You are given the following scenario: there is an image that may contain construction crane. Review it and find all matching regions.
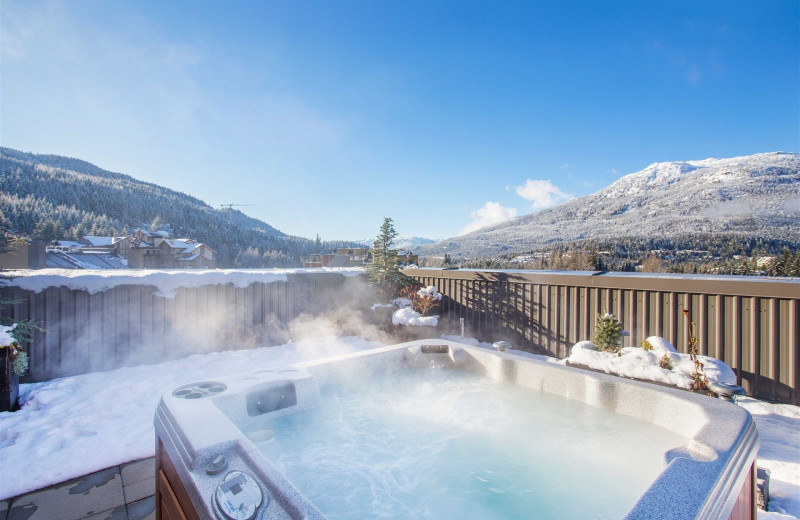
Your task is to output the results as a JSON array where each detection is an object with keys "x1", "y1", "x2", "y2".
[{"x1": 220, "y1": 204, "x2": 255, "y2": 210}]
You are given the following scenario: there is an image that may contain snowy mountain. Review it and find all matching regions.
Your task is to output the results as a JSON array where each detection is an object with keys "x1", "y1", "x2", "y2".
[
  {"x1": 356, "y1": 236, "x2": 437, "y2": 251},
  {"x1": 417, "y1": 152, "x2": 800, "y2": 258},
  {"x1": 0, "y1": 148, "x2": 360, "y2": 266}
]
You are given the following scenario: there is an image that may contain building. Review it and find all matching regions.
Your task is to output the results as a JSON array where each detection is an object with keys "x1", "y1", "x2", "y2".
[
  {"x1": 304, "y1": 248, "x2": 370, "y2": 268},
  {"x1": 39, "y1": 229, "x2": 216, "y2": 270},
  {"x1": 0, "y1": 232, "x2": 46, "y2": 269},
  {"x1": 302, "y1": 248, "x2": 418, "y2": 268},
  {"x1": 158, "y1": 239, "x2": 215, "y2": 268}
]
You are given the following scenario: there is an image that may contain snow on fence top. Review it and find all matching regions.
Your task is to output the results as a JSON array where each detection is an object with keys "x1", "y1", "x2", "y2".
[{"x1": 0, "y1": 268, "x2": 365, "y2": 298}]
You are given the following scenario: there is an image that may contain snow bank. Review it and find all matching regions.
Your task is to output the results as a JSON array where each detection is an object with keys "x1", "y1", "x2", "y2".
[
  {"x1": 737, "y1": 398, "x2": 800, "y2": 519},
  {"x1": 567, "y1": 338, "x2": 737, "y2": 390},
  {"x1": 0, "y1": 335, "x2": 380, "y2": 500},
  {"x1": 392, "y1": 307, "x2": 439, "y2": 327},
  {"x1": 0, "y1": 325, "x2": 14, "y2": 346},
  {"x1": 0, "y1": 268, "x2": 365, "y2": 298}
]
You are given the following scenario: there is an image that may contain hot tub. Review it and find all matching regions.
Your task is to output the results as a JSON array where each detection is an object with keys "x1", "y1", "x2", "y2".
[{"x1": 154, "y1": 340, "x2": 758, "y2": 520}]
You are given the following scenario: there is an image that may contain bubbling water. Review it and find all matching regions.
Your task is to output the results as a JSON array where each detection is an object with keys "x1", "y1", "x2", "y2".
[{"x1": 246, "y1": 370, "x2": 687, "y2": 520}]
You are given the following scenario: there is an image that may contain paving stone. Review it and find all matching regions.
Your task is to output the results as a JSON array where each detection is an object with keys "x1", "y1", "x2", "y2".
[
  {"x1": 0, "y1": 500, "x2": 8, "y2": 520},
  {"x1": 122, "y1": 477, "x2": 154, "y2": 505},
  {"x1": 7, "y1": 467, "x2": 125, "y2": 520},
  {"x1": 82, "y1": 505, "x2": 127, "y2": 520},
  {"x1": 119, "y1": 459, "x2": 155, "y2": 488},
  {"x1": 126, "y1": 497, "x2": 155, "y2": 520}
]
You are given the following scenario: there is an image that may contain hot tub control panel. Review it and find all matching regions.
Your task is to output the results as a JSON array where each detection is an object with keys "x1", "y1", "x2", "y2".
[{"x1": 213, "y1": 470, "x2": 266, "y2": 520}]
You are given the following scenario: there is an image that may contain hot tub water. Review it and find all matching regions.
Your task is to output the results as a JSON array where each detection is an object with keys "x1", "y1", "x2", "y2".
[{"x1": 244, "y1": 369, "x2": 688, "y2": 520}]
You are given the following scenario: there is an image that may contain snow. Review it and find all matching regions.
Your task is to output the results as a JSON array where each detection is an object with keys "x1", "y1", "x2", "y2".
[
  {"x1": 0, "y1": 336, "x2": 380, "y2": 500},
  {"x1": 370, "y1": 303, "x2": 394, "y2": 310},
  {"x1": 642, "y1": 335, "x2": 677, "y2": 352},
  {"x1": 391, "y1": 297, "x2": 412, "y2": 308},
  {"x1": 0, "y1": 325, "x2": 14, "y2": 346},
  {"x1": 417, "y1": 285, "x2": 442, "y2": 300},
  {"x1": 0, "y1": 336, "x2": 796, "y2": 519},
  {"x1": 373, "y1": 286, "x2": 443, "y2": 327},
  {"x1": 162, "y1": 238, "x2": 197, "y2": 252},
  {"x1": 392, "y1": 306, "x2": 439, "y2": 327},
  {"x1": 738, "y1": 398, "x2": 800, "y2": 519},
  {"x1": 566, "y1": 339, "x2": 738, "y2": 390},
  {"x1": 0, "y1": 268, "x2": 365, "y2": 298},
  {"x1": 83, "y1": 236, "x2": 118, "y2": 247},
  {"x1": 54, "y1": 241, "x2": 84, "y2": 249}
]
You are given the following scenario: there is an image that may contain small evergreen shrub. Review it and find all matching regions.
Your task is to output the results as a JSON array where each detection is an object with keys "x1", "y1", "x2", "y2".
[
  {"x1": 640, "y1": 339, "x2": 653, "y2": 351},
  {"x1": 594, "y1": 312, "x2": 623, "y2": 352}
]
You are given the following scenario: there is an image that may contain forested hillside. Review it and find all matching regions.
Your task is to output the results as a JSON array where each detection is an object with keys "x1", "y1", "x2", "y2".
[{"x1": 0, "y1": 148, "x2": 358, "y2": 267}]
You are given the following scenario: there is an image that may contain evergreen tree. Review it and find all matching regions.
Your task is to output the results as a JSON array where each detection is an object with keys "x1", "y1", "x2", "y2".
[
  {"x1": 594, "y1": 312, "x2": 623, "y2": 352},
  {"x1": 366, "y1": 217, "x2": 411, "y2": 293}
]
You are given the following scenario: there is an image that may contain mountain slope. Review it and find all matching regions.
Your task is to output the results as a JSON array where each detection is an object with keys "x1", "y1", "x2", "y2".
[
  {"x1": 0, "y1": 148, "x2": 358, "y2": 266},
  {"x1": 418, "y1": 152, "x2": 800, "y2": 258}
]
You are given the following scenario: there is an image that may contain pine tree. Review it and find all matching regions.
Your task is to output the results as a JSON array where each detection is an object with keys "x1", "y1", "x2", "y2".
[
  {"x1": 366, "y1": 217, "x2": 411, "y2": 294},
  {"x1": 594, "y1": 312, "x2": 623, "y2": 352}
]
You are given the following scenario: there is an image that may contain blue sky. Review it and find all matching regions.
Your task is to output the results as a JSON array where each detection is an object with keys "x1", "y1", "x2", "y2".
[{"x1": 2, "y1": 1, "x2": 798, "y2": 241}]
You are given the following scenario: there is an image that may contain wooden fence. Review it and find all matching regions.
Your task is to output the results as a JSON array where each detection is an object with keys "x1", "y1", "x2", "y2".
[
  {"x1": 405, "y1": 268, "x2": 800, "y2": 405},
  {"x1": 0, "y1": 272, "x2": 368, "y2": 383},
  {"x1": 3, "y1": 268, "x2": 799, "y2": 404}
]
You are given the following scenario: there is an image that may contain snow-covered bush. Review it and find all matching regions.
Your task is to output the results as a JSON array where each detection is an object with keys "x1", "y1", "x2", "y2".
[
  {"x1": 372, "y1": 285, "x2": 444, "y2": 329},
  {"x1": 392, "y1": 307, "x2": 439, "y2": 327},
  {"x1": 566, "y1": 336, "x2": 736, "y2": 391},
  {"x1": 412, "y1": 285, "x2": 442, "y2": 316}
]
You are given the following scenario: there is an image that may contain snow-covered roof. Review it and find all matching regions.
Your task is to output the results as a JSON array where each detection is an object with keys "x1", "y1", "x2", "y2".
[
  {"x1": 55, "y1": 241, "x2": 84, "y2": 249},
  {"x1": 83, "y1": 236, "x2": 125, "y2": 247},
  {"x1": 45, "y1": 250, "x2": 128, "y2": 270},
  {"x1": 135, "y1": 228, "x2": 170, "y2": 238},
  {"x1": 177, "y1": 253, "x2": 201, "y2": 261},
  {"x1": 161, "y1": 239, "x2": 196, "y2": 252}
]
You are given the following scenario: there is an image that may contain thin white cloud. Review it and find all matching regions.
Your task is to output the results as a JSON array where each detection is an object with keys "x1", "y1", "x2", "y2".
[
  {"x1": 458, "y1": 202, "x2": 517, "y2": 236},
  {"x1": 559, "y1": 164, "x2": 570, "y2": 170},
  {"x1": 515, "y1": 179, "x2": 571, "y2": 209}
]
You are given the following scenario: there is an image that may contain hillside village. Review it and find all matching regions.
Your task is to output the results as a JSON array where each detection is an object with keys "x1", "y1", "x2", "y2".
[
  {"x1": 0, "y1": 228, "x2": 216, "y2": 270},
  {"x1": 0, "y1": 229, "x2": 423, "y2": 271}
]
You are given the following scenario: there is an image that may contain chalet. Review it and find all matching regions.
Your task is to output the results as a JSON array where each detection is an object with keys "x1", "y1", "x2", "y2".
[
  {"x1": 133, "y1": 228, "x2": 170, "y2": 245},
  {"x1": 158, "y1": 239, "x2": 215, "y2": 268},
  {"x1": 303, "y1": 253, "x2": 337, "y2": 268}
]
